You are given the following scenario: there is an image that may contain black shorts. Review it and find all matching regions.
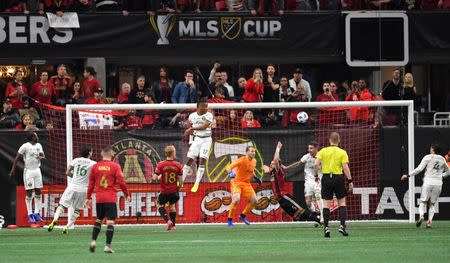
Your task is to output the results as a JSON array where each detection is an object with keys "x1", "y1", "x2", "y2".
[
  {"x1": 158, "y1": 192, "x2": 180, "y2": 206},
  {"x1": 278, "y1": 194, "x2": 302, "y2": 217},
  {"x1": 321, "y1": 174, "x2": 346, "y2": 200},
  {"x1": 96, "y1": 203, "x2": 118, "y2": 220}
]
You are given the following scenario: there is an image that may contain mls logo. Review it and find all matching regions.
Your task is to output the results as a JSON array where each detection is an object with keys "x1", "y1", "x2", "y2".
[
  {"x1": 149, "y1": 14, "x2": 176, "y2": 45},
  {"x1": 221, "y1": 17, "x2": 241, "y2": 40}
]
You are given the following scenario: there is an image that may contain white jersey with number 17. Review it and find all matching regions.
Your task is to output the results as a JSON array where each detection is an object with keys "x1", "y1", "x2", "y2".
[
  {"x1": 189, "y1": 111, "x2": 214, "y2": 137},
  {"x1": 68, "y1": 157, "x2": 97, "y2": 192}
]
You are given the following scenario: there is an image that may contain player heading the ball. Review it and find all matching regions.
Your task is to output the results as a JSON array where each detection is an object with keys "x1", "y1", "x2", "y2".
[{"x1": 183, "y1": 97, "x2": 214, "y2": 193}]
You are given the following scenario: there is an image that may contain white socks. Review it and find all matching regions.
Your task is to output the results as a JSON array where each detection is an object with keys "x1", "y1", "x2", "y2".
[
  {"x1": 34, "y1": 195, "x2": 42, "y2": 215},
  {"x1": 53, "y1": 205, "x2": 64, "y2": 222},
  {"x1": 182, "y1": 165, "x2": 192, "y2": 181},
  {"x1": 195, "y1": 166, "x2": 205, "y2": 185},
  {"x1": 25, "y1": 195, "x2": 33, "y2": 215},
  {"x1": 428, "y1": 204, "x2": 435, "y2": 222},
  {"x1": 419, "y1": 202, "x2": 426, "y2": 219},
  {"x1": 67, "y1": 210, "x2": 80, "y2": 228}
]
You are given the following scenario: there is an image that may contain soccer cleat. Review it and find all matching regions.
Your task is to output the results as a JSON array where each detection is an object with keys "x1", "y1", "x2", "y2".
[
  {"x1": 339, "y1": 225, "x2": 349, "y2": 236},
  {"x1": 61, "y1": 227, "x2": 68, "y2": 234},
  {"x1": 28, "y1": 214, "x2": 36, "y2": 224},
  {"x1": 426, "y1": 221, "x2": 432, "y2": 228},
  {"x1": 89, "y1": 241, "x2": 96, "y2": 253},
  {"x1": 309, "y1": 211, "x2": 321, "y2": 224},
  {"x1": 324, "y1": 227, "x2": 330, "y2": 238},
  {"x1": 104, "y1": 246, "x2": 115, "y2": 253},
  {"x1": 416, "y1": 218, "x2": 423, "y2": 228},
  {"x1": 47, "y1": 220, "x2": 57, "y2": 232},
  {"x1": 167, "y1": 220, "x2": 174, "y2": 231},
  {"x1": 33, "y1": 213, "x2": 43, "y2": 222},
  {"x1": 239, "y1": 214, "x2": 251, "y2": 225},
  {"x1": 191, "y1": 183, "x2": 199, "y2": 193},
  {"x1": 227, "y1": 219, "x2": 234, "y2": 227}
]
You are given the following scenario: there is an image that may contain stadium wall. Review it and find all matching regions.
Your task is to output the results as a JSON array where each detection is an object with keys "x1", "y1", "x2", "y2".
[{"x1": 1, "y1": 127, "x2": 449, "y2": 226}]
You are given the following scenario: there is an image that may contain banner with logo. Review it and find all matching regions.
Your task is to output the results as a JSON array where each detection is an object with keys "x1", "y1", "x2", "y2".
[
  {"x1": 0, "y1": 13, "x2": 340, "y2": 59},
  {"x1": 15, "y1": 183, "x2": 292, "y2": 226}
]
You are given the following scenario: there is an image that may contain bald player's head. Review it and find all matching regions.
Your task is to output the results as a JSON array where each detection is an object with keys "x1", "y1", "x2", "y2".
[{"x1": 329, "y1": 132, "x2": 340, "y2": 145}]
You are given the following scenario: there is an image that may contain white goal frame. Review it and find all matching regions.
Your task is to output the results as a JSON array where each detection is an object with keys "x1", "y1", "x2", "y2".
[{"x1": 66, "y1": 100, "x2": 415, "y2": 222}]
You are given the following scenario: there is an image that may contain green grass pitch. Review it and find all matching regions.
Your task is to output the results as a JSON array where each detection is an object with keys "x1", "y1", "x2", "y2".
[{"x1": 1, "y1": 222, "x2": 450, "y2": 263}]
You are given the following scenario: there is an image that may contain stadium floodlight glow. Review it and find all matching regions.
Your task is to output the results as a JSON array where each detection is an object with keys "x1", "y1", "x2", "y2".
[{"x1": 65, "y1": 100, "x2": 415, "y2": 223}]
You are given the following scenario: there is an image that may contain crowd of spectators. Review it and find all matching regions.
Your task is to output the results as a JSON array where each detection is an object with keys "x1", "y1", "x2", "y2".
[
  {"x1": 0, "y1": 63, "x2": 419, "y2": 130},
  {"x1": 0, "y1": 0, "x2": 449, "y2": 15}
]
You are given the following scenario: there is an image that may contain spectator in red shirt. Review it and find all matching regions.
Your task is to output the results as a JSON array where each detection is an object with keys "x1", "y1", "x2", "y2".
[
  {"x1": 141, "y1": 93, "x2": 160, "y2": 128},
  {"x1": 86, "y1": 145, "x2": 130, "y2": 253},
  {"x1": 243, "y1": 68, "x2": 264, "y2": 103},
  {"x1": 82, "y1": 67, "x2": 100, "y2": 98},
  {"x1": 30, "y1": 71, "x2": 55, "y2": 105},
  {"x1": 117, "y1": 82, "x2": 131, "y2": 104},
  {"x1": 316, "y1": 82, "x2": 339, "y2": 102},
  {"x1": 39, "y1": 0, "x2": 72, "y2": 16},
  {"x1": 84, "y1": 88, "x2": 105, "y2": 104},
  {"x1": 241, "y1": 110, "x2": 261, "y2": 128},
  {"x1": 2, "y1": 0, "x2": 29, "y2": 13},
  {"x1": 5, "y1": 70, "x2": 28, "y2": 110},
  {"x1": 124, "y1": 110, "x2": 143, "y2": 130},
  {"x1": 348, "y1": 79, "x2": 374, "y2": 123},
  {"x1": 49, "y1": 64, "x2": 73, "y2": 106}
]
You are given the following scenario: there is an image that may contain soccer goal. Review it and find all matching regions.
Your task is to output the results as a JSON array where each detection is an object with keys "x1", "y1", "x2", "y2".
[{"x1": 38, "y1": 100, "x2": 415, "y2": 225}]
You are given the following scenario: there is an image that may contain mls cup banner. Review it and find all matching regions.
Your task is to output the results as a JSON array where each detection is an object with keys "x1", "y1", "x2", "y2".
[{"x1": 15, "y1": 182, "x2": 292, "y2": 226}]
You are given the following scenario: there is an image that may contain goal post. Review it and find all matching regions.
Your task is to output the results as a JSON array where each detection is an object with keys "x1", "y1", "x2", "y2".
[{"x1": 63, "y1": 100, "x2": 415, "y2": 223}]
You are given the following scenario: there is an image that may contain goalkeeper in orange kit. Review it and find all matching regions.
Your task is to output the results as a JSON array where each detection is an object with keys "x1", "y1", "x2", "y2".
[{"x1": 226, "y1": 146, "x2": 262, "y2": 227}]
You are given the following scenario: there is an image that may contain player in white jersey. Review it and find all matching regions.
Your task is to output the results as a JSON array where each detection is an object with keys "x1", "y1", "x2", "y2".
[
  {"x1": 401, "y1": 144, "x2": 450, "y2": 228},
  {"x1": 9, "y1": 132, "x2": 45, "y2": 224},
  {"x1": 48, "y1": 146, "x2": 96, "y2": 234},
  {"x1": 183, "y1": 97, "x2": 214, "y2": 192},
  {"x1": 284, "y1": 142, "x2": 323, "y2": 222}
]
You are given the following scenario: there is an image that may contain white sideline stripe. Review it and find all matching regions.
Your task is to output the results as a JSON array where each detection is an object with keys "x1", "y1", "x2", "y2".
[{"x1": 43, "y1": 220, "x2": 409, "y2": 229}]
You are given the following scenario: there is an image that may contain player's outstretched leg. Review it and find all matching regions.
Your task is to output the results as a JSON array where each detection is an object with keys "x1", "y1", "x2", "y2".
[
  {"x1": 89, "y1": 219, "x2": 102, "y2": 253},
  {"x1": 417, "y1": 202, "x2": 426, "y2": 228},
  {"x1": 48, "y1": 205, "x2": 65, "y2": 232},
  {"x1": 191, "y1": 164, "x2": 205, "y2": 193},
  {"x1": 63, "y1": 210, "x2": 81, "y2": 234},
  {"x1": 104, "y1": 222, "x2": 115, "y2": 253},
  {"x1": 427, "y1": 203, "x2": 436, "y2": 228}
]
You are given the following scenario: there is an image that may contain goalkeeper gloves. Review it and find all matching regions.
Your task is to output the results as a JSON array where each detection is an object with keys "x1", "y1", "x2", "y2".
[{"x1": 229, "y1": 171, "x2": 235, "y2": 179}]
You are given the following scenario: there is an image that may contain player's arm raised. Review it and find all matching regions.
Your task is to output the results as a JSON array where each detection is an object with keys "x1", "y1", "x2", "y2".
[
  {"x1": 9, "y1": 153, "x2": 23, "y2": 177},
  {"x1": 401, "y1": 155, "x2": 430, "y2": 181}
]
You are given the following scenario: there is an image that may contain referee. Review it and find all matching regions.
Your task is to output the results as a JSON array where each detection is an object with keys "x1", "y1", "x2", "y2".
[{"x1": 314, "y1": 132, "x2": 353, "y2": 238}]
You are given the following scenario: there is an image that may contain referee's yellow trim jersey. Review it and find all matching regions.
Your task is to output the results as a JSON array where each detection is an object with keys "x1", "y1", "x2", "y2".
[{"x1": 316, "y1": 146, "x2": 349, "y2": 174}]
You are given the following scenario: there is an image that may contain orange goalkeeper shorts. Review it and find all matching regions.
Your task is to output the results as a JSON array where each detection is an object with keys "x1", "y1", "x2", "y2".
[{"x1": 230, "y1": 180, "x2": 256, "y2": 199}]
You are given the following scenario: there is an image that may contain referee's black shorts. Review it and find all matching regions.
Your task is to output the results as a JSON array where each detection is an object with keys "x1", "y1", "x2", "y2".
[
  {"x1": 321, "y1": 174, "x2": 346, "y2": 200},
  {"x1": 96, "y1": 203, "x2": 118, "y2": 220}
]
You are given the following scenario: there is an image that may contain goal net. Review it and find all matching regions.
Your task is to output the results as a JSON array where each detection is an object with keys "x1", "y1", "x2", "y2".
[{"x1": 31, "y1": 100, "x2": 414, "y2": 226}]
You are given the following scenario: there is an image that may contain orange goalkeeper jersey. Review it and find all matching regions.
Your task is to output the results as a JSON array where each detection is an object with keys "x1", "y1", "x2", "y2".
[{"x1": 227, "y1": 156, "x2": 257, "y2": 183}]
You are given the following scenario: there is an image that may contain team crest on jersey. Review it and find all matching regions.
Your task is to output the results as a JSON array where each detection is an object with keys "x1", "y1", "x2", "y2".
[
  {"x1": 206, "y1": 137, "x2": 264, "y2": 183},
  {"x1": 200, "y1": 188, "x2": 232, "y2": 218},
  {"x1": 112, "y1": 139, "x2": 161, "y2": 183},
  {"x1": 252, "y1": 186, "x2": 280, "y2": 217}
]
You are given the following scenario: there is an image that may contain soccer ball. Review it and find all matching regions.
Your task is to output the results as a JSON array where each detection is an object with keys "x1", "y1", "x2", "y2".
[{"x1": 296, "y1": 111, "x2": 309, "y2": 123}]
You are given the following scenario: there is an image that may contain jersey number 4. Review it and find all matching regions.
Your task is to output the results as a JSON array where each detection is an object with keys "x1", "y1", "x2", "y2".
[
  {"x1": 432, "y1": 162, "x2": 441, "y2": 171},
  {"x1": 100, "y1": 175, "x2": 109, "y2": 189}
]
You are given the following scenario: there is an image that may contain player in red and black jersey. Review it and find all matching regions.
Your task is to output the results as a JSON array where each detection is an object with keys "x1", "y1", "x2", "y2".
[
  {"x1": 264, "y1": 142, "x2": 320, "y2": 223},
  {"x1": 86, "y1": 145, "x2": 130, "y2": 253},
  {"x1": 153, "y1": 145, "x2": 183, "y2": 231}
]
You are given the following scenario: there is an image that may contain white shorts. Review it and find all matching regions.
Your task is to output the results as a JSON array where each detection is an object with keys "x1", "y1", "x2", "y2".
[
  {"x1": 420, "y1": 184, "x2": 442, "y2": 204},
  {"x1": 60, "y1": 188, "x2": 86, "y2": 210},
  {"x1": 187, "y1": 137, "x2": 212, "y2": 160},
  {"x1": 304, "y1": 180, "x2": 321, "y2": 198},
  {"x1": 23, "y1": 168, "x2": 43, "y2": 190}
]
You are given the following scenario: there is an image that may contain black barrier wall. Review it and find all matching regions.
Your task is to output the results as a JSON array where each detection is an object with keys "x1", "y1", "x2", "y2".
[{"x1": 0, "y1": 127, "x2": 449, "y2": 226}]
